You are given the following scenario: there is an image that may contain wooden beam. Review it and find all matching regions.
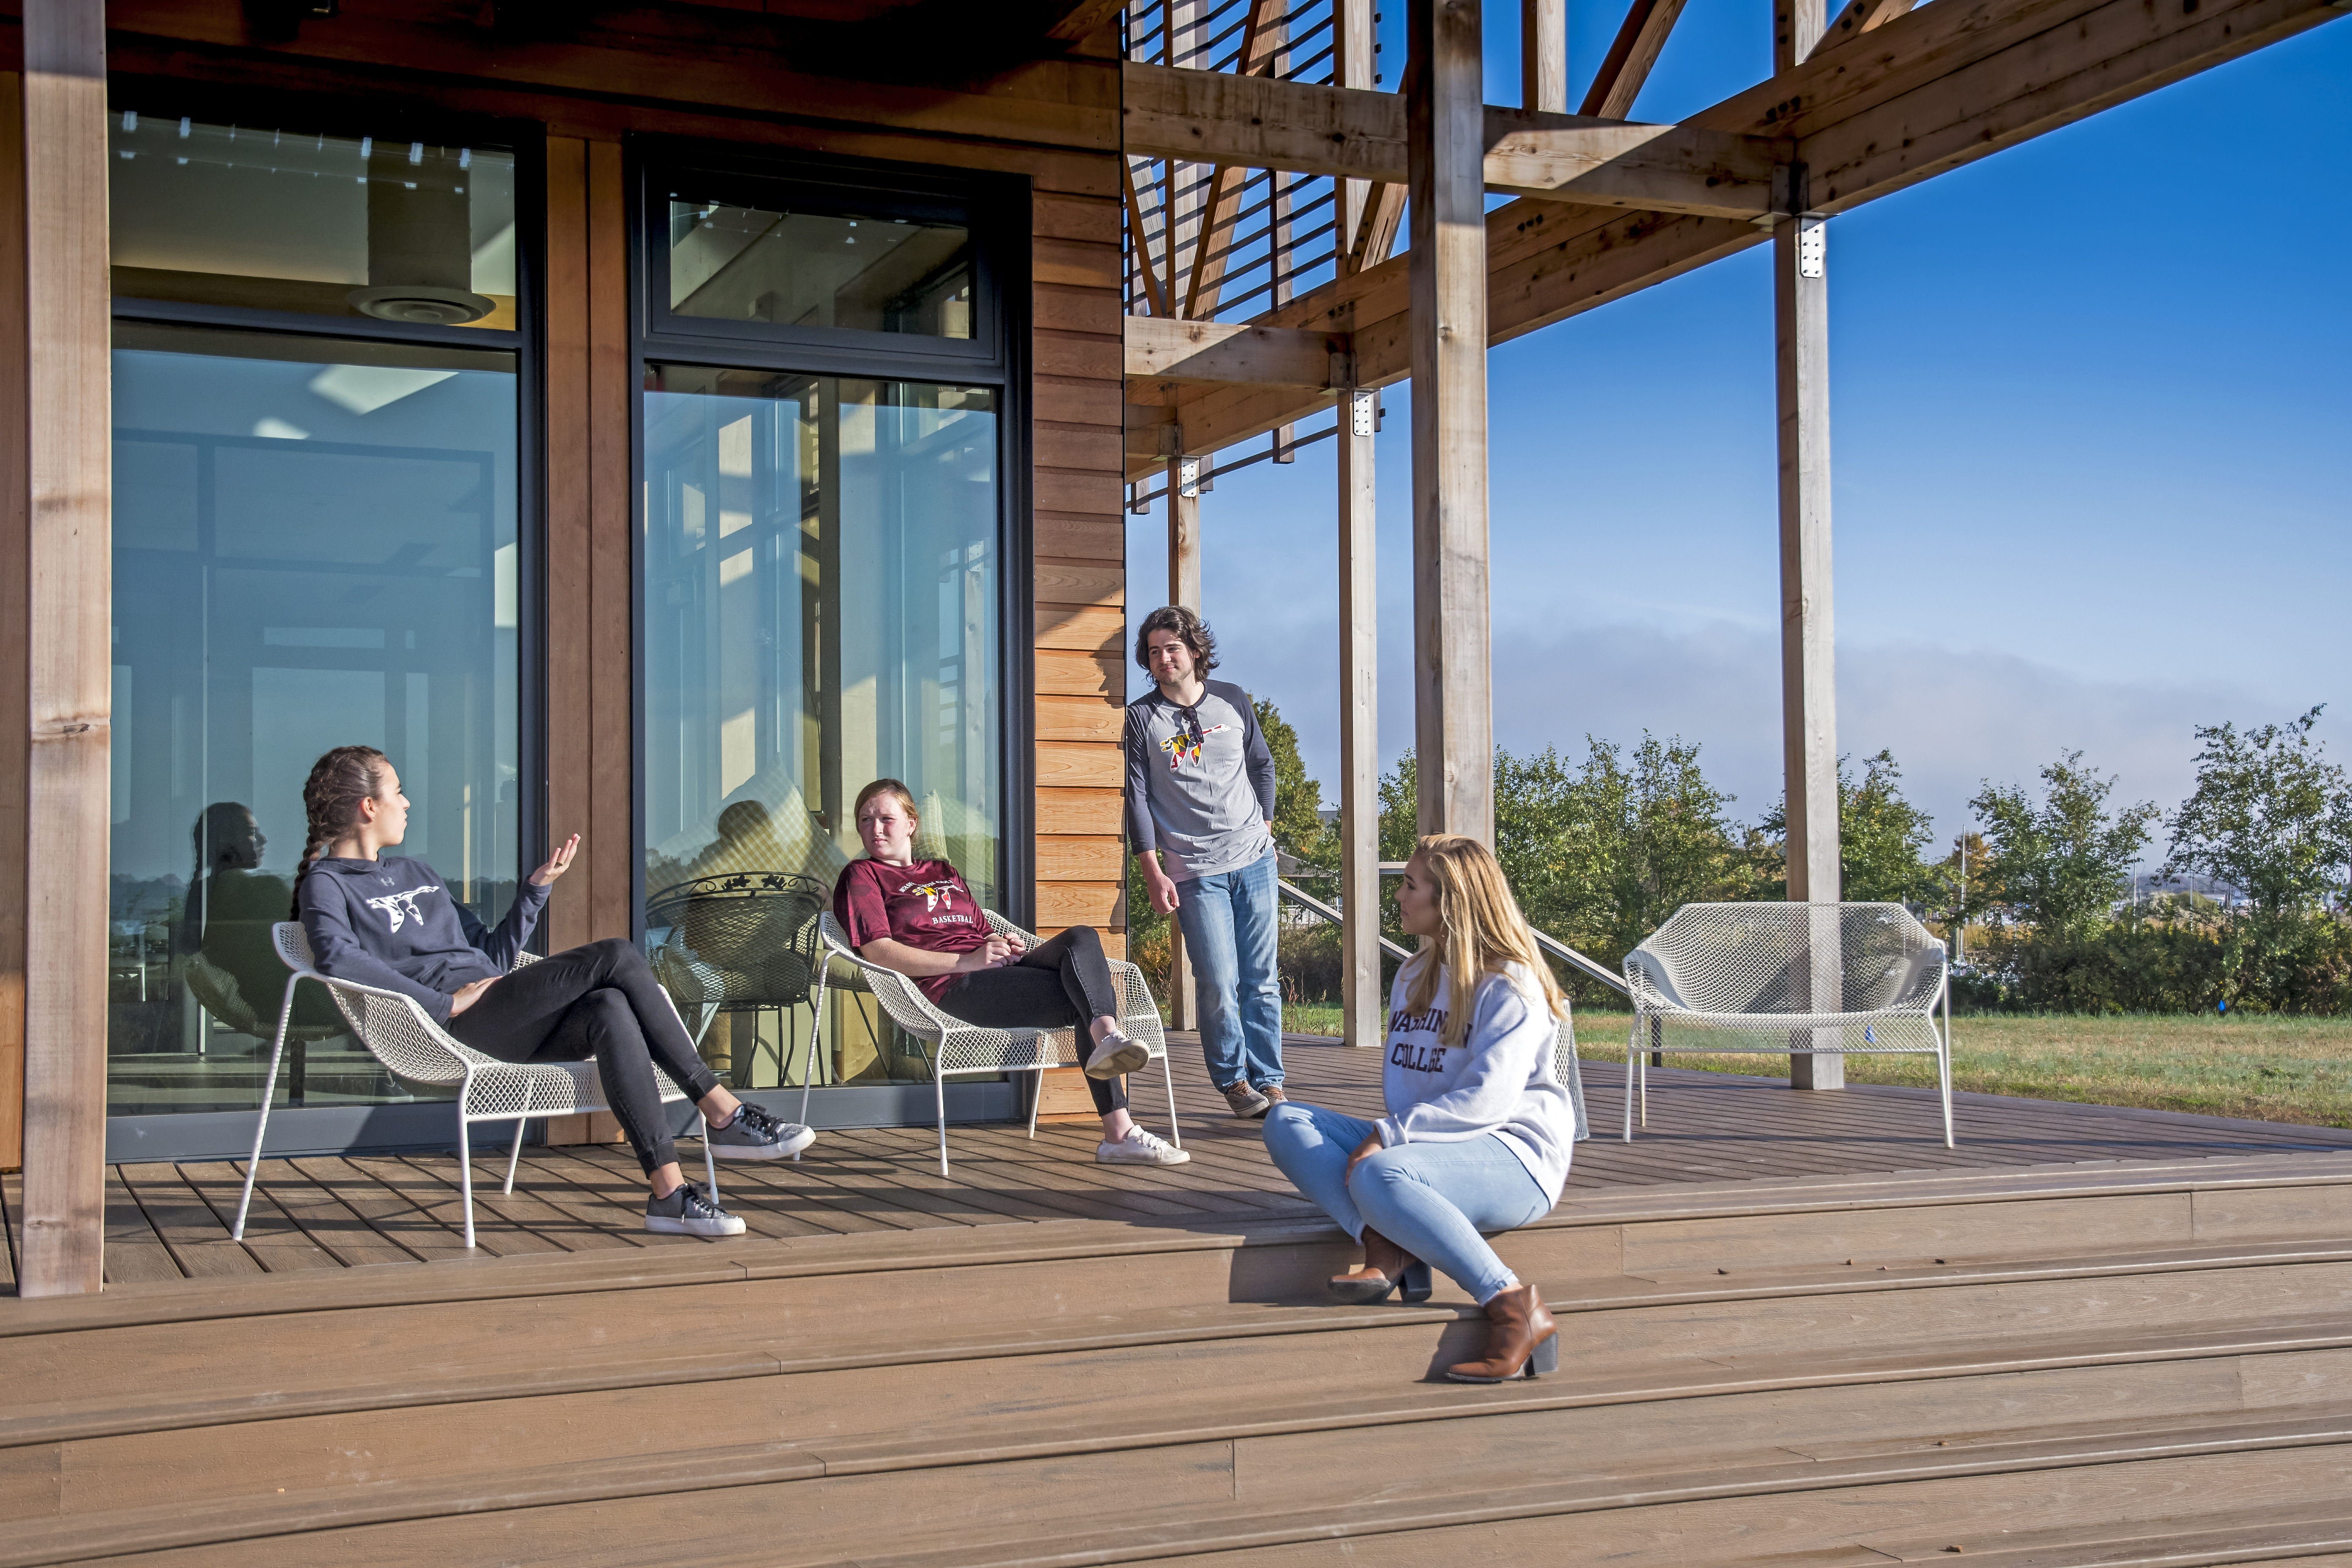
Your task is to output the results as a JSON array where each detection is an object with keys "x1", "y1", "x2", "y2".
[
  {"x1": 1347, "y1": 182, "x2": 1407, "y2": 275},
  {"x1": 16, "y1": 0, "x2": 109, "y2": 1297},
  {"x1": 1776, "y1": 0, "x2": 1845, "y2": 1093},
  {"x1": 1121, "y1": 158, "x2": 1171, "y2": 318},
  {"x1": 1580, "y1": 0, "x2": 1690, "y2": 119},
  {"x1": 1181, "y1": 0, "x2": 1283, "y2": 319},
  {"x1": 1336, "y1": 387, "x2": 1382, "y2": 1048},
  {"x1": 1122, "y1": 61, "x2": 1780, "y2": 218},
  {"x1": 0, "y1": 73, "x2": 23, "y2": 1178},
  {"x1": 1811, "y1": 0, "x2": 1918, "y2": 57},
  {"x1": 1164, "y1": 449, "x2": 1201, "y2": 1030},
  {"x1": 1128, "y1": 0, "x2": 2341, "y2": 474},
  {"x1": 1409, "y1": 0, "x2": 1493, "y2": 846},
  {"x1": 1336, "y1": 0, "x2": 1378, "y2": 273},
  {"x1": 1124, "y1": 316, "x2": 1344, "y2": 386},
  {"x1": 1522, "y1": 0, "x2": 1568, "y2": 112}
]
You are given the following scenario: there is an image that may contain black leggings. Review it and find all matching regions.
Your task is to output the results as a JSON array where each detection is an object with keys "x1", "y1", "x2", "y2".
[
  {"x1": 928, "y1": 925, "x2": 1131, "y2": 1115},
  {"x1": 448, "y1": 937, "x2": 721, "y2": 1175}
]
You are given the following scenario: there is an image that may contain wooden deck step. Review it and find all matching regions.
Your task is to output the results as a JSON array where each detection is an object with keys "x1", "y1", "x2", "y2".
[{"x1": 19, "y1": 1398, "x2": 2352, "y2": 1567}]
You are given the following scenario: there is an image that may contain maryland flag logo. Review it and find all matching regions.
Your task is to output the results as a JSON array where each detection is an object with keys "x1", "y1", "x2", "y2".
[
  {"x1": 899, "y1": 878, "x2": 957, "y2": 913},
  {"x1": 1158, "y1": 724, "x2": 1230, "y2": 770}
]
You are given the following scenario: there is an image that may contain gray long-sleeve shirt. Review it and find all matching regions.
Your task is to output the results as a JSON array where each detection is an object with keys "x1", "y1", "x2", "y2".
[
  {"x1": 1378, "y1": 961, "x2": 1575, "y2": 1204},
  {"x1": 1124, "y1": 679, "x2": 1277, "y2": 883}
]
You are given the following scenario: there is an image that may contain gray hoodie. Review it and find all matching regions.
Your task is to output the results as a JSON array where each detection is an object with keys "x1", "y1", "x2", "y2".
[
  {"x1": 297, "y1": 855, "x2": 546, "y2": 1025},
  {"x1": 1378, "y1": 961, "x2": 1574, "y2": 1203}
]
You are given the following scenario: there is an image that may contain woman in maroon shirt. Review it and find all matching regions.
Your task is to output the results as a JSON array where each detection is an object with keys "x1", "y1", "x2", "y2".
[{"x1": 834, "y1": 778, "x2": 1189, "y2": 1167}]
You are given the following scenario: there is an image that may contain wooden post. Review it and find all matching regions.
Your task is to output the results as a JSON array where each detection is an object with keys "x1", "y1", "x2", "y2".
[
  {"x1": 1521, "y1": 0, "x2": 1567, "y2": 112},
  {"x1": 0, "y1": 73, "x2": 25, "y2": 1177},
  {"x1": 16, "y1": 0, "x2": 111, "y2": 1296},
  {"x1": 1164, "y1": 450, "x2": 1200, "y2": 1030},
  {"x1": 1775, "y1": 0, "x2": 1842, "y2": 1090},
  {"x1": 1337, "y1": 387, "x2": 1382, "y2": 1048},
  {"x1": 1407, "y1": 0, "x2": 1493, "y2": 847}
]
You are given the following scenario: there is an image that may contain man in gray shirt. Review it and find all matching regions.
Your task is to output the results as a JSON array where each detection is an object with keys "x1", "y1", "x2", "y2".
[{"x1": 1126, "y1": 605, "x2": 1287, "y2": 1116}]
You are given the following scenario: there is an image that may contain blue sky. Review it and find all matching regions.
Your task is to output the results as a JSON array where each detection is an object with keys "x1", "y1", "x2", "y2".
[{"x1": 1125, "y1": 9, "x2": 2352, "y2": 865}]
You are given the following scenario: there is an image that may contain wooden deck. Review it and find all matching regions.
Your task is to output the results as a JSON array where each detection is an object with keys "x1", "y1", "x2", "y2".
[{"x1": 8, "y1": 1032, "x2": 2351, "y2": 1294}]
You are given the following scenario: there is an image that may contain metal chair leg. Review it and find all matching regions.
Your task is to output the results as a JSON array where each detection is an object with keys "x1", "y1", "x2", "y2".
[
  {"x1": 700, "y1": 1113, "x2": 720, "y2": 1200},
  {"x1": 1622, "y1": 1018, "x2": 1637, "y2": 1142},
  {"x1": 1026, "y1": 1065, "x2": 1043, "y2": 1140},
  {"x1": 935, "y1": 1067, "x2": 951, "y2": 1179},
  {"x1": 458, "y1": 1113, "x2": 478, "y2": 1250},
  {"x1": 503, "y1": 1081, "x2": 536, "y2": 1195},
  {"x1": 1160, "y1": 1051, "x2": 1182, "y2": 1147},
  {"x1": 233, "y1": 974, "x2": 305, "y2": 1241}
]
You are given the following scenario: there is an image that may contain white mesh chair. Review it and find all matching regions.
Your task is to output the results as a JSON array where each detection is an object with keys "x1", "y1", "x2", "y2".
[
  {"x1": 1621, "y1": 901, "x2": 1953, "y2": 1146},
  {"x1": 232, "y1": 922, "x2": 719, "y2": 1248},
  {"x1": 817, "y1": 910, "x2": 1179, "y2": 1177},
  {"x1": 1553, "y1": 1013, "x2": 1591, "y2": 1144}
]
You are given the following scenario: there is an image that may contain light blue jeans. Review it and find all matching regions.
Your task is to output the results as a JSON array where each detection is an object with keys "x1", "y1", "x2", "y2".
[
  {"x1": 1173, "y1": 850, "x2": 1285, "y2": 1091},
  {"x1": 1263, "y1": 1100, "x2": 1550, "y2": 1304}
]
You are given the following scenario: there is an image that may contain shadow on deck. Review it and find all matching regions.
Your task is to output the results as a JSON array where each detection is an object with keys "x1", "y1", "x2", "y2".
[{"x1": 8, "y1": 1031, "x2": 2349, "y2": 1295}]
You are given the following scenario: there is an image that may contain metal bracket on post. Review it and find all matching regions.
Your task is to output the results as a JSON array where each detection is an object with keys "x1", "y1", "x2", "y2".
[
  {"x1": 1797, "y1": 214, "x2": 1827, "y2": 279},
  {"x1": 1349, "y1": 387, "x2": 1375, "y2": 438},
  {"x1": 1177, "y1": 455, "x2": 1201, "y2": 499}
]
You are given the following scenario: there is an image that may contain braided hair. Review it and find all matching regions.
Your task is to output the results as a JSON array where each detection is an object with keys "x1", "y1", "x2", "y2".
[{"x1": 291, "y1": 745, "x2": 389, "y2": 919}]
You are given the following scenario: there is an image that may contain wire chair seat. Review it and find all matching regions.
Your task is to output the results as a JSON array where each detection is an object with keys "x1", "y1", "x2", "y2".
[
  {"x1": 647, "y1": 871, "x2": 830, "y2": 1127},
  {"x1": 232, "y1": 921, "x2": 719, "y2": 1248},
  {"x1": 816, "y1": 910, "x2": 1180, "y2": 1177},
  {"x1": 1621, "y1": 902, "x2": 1954, "y2": 1146}
]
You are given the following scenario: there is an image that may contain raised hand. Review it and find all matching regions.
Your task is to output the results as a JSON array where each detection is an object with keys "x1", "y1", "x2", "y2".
[{"x1": 529, "y1": 833, "x2": 582, "y2": 887}]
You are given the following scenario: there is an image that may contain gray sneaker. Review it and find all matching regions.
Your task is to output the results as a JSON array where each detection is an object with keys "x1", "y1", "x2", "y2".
[
  {"x1": 1222, "y1": 1081, "x2": 1273, "y2": 1119},
  {"x1": 1085, "y1": 1031, "x2": 1151, "y2": 1080},
  {"x1": 645, "y1": 1180, "x2": 746, "y2": 1237},
  {"x1": 705, "y1": 1101, "x2": 815, "y2": 1161}
]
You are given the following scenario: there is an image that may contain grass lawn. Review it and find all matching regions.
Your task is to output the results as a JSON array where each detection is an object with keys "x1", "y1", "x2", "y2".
[{"x1": 1278, "y1": 1006, "x2": 2352, "y2": 1130}]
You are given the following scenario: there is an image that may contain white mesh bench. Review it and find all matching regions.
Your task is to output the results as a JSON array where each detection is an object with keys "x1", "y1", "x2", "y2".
[
  {"x1": 232, "y1": 922, "x2": 720, "y2": 1248},
  {"x1": 1621, "y1": 901, "x2": 1954, "y2": 1146},
  {"x1": 817, "y1": 910, "x2": 1178, "y2": 1177}
]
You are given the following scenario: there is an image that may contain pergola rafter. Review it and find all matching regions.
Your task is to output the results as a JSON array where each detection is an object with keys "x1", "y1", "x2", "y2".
[{"x1": 1124, "y1": 0, "x2": 2345, "y2": 469}]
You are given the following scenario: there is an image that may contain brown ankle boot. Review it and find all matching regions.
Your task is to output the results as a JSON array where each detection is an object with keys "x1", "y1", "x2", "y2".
[
  {"x1": 1328, "y1": 1226, "x2": 1430, "y2": 1304},
  {"x1": 1444, "y1": 1282, "x2": 1559, "y2": 1382}
]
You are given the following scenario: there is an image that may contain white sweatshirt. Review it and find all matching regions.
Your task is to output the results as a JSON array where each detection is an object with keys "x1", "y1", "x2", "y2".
[{"x1": 1377, "y1": 960, "x2": 1574, "y2": 1203}]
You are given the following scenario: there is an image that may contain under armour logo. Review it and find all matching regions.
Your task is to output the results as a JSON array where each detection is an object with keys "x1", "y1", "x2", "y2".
[{"x1": 364, "y1": 886, "x2": 439, "y2": 932}]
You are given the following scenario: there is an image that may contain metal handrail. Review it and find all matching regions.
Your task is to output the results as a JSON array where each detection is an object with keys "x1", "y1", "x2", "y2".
[{"x1": 1275, "y1": 877, "x2": 1630, "y2": 998}]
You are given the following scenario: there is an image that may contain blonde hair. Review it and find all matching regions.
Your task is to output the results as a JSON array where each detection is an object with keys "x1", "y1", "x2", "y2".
[
  {"x1": 1401, "y1": 833, "x2": 1565, "y2": 1047},
  {"x1": 854, "y1": 778, "x2": 919, "y2": 824}
]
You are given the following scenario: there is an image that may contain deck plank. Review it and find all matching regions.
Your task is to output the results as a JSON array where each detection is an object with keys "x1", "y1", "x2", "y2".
[
  {"x1": 54, "y1": 1033, "x2": 2352, "y2": 1296},
  {"x1": 113, "y1": 1165, "x2": 264, "y2": 1279}
]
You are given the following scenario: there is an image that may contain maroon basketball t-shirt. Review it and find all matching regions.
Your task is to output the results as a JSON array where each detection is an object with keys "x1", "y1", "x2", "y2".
[{"x1": 833, "y1": 858, "x2": 990, "y2": 1002}]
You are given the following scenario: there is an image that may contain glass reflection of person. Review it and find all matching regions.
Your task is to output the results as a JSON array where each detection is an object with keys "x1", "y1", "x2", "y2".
[
  {"x1": 292, "y1": 745, "x2": 816, "y2": 1237},
  {"x1": 180, "y1": 803, "x2": 334, "y2": 1035},
  {"x1": 833, "y1": 779, "x2": 1188, "y2": 1167}
]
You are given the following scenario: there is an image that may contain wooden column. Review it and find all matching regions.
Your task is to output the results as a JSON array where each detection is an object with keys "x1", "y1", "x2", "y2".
[
  {"x1": 1407, "y1": 0, "x2": 1493, "y2": 846},
  {"x1": 1163, "y1": 451, "x2": 1200, "y2": 1030},
  {"x1": 1521, "y1": 0, "x2": 1567, "y2": 112},
  {"x1": 16, "y1": 0, "x2": 110, "y2": 1296},
  {"x1": 1775, "y1": 0, "x2": 1843, "y2": 1090},
  {"x1": 0, "y1": 73, "x2": 24, "y2": 1177},
  {"x1": 1337, "y1": 387, "x2": 1381, "y2": 1048}
]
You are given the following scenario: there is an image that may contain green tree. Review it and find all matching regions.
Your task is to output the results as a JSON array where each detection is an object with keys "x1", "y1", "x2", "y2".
[
  {"x1": 1252, "y1": 697, "x2": 1334, "y2": 864},
  {"x1": 1969, "y1": 751, "x2": 2157, "y2": 939},
  {"x1": 2162, "y1": 706, "x2": 2352, "y2": 916},
  {"x1": 1758, "y1": 750, "x2": 1939, "y2": 904}
]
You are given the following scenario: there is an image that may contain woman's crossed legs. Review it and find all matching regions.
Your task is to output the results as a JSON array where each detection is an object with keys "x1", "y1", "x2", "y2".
[{"x1": 1263, "y1": 1100, "x2": 1549, "y2": 1304}]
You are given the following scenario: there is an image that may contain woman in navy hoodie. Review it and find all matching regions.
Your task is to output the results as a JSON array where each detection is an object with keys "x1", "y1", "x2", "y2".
[{"x1": 294, "y1": 745, "x2": 813, "y2": 1237}]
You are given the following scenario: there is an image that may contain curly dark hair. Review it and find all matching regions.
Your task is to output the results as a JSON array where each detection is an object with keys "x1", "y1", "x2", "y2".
[{"x1": 1133, "y1": 604, "x2": 1218, "y2": 673}]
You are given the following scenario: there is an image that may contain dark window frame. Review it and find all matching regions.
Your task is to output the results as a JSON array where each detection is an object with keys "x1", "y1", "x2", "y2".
[{"x1": 627, "y1": 137, "x2": 1035, "y2": 934}]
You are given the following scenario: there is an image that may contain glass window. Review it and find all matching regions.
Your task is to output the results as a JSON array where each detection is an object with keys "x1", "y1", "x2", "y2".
[
  {"x1": 665, "y1": 194, "x2": 973, "y2": 338},
  {"x1": 109, "y1": 323, "x2": 519, "y2": 1115},
  {"x1": 641, "y1": 365, "x2": 999, "y2": 1090},
  {"x1": 109, "y1": 112, "x2": 515, "y2": 329}
]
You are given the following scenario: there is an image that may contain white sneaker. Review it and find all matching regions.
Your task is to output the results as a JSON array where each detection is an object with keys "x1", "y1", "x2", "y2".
[
  {"x1": 1085, "y1": 1032, "x2": 1151, "y2": 1080},
  {"x1": 1096, "y1": 1127, "x2": 1190, "y2": 1166}
]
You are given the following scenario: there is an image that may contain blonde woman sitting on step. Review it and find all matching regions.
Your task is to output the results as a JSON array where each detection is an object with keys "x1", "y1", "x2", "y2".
[{"x1": 1262, "y1": 833, "x2": 1572, "y2": 1382}]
